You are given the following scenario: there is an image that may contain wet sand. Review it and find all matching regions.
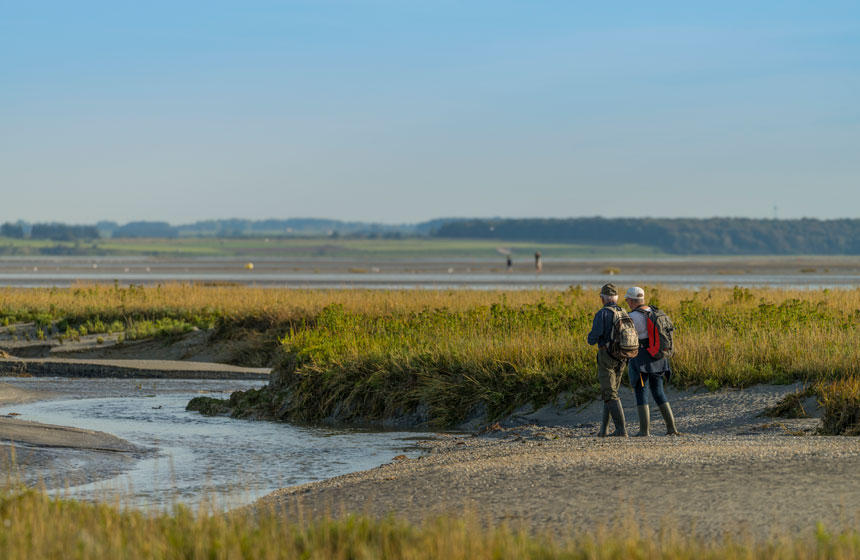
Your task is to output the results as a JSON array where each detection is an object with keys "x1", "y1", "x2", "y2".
[
  {"x1": 0, "y1": 332, "x2": 270, "y2": 489},
  {"x1": 0, "y1": 382, "x2": 145, "y2": 487},
  {"x1": 250, "y1": 385, "x2": 860, "y2": 541}
]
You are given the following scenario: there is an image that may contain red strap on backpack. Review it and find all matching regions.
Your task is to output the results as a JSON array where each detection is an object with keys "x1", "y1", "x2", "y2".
[{"x1": 646, "y1": 315, "x2": 660, "y2": 358}]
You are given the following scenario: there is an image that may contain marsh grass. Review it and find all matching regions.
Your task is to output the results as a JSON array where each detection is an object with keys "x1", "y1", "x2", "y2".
[
  {"x1": 265, "y1": 286, "x2": 860, "y2": 425},
  {"x1": 0, "y1": 484, "x2": 859, "y2": 559},
  {"x1": 3, "y1": 284, "x2": 860, "y2": 426}
]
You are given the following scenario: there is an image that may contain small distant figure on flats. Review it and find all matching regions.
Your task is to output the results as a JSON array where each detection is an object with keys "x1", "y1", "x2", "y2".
[
  {"x1": 506, "y1": 255, "x2": 512, "y2": 272},
  {"x1": 624, "y1": 286, "x2": 680, "y2": 436},
  {"x1": 534, "y1": 251, "x2": 542, "y2": 273},
  {"x1": 587, "y1": 283, "x2": 638, "y2": 437}
]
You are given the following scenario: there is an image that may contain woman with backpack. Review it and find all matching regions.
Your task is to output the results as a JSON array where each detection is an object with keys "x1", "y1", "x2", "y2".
[{"x1": 624, "y1": 286, "x2": 680, "y2": 436}]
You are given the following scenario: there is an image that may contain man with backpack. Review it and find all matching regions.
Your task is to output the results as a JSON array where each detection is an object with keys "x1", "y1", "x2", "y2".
[
  {"x1": 624, "y1": 286, "x2": 680, "y2": 436},
  {"x1": 587, "y1": 283, "x2": 638, "y2": 437}
]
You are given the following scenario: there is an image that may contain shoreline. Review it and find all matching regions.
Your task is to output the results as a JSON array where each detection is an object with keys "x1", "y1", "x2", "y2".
[
  {"x1": 0, "y1": 382, "x2": 147, "y2": 488},
  {"x1": 249, "y1": 432, "x2": 860, "y2": 541},
  {"x1": 247, "y1": 383, "x2": 860, "y2": 541}
]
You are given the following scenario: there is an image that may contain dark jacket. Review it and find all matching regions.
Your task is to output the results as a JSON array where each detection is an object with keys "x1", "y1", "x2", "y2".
[
  {"x1": 587, "y1": 303, "x2": 620, "y2": 347},
  {"x1": 631, "y1": 347, "x2": 671, "y2": 376}
]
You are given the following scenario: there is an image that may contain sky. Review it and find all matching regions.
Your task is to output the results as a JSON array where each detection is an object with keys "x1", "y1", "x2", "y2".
[{"x1": 2, "y1": 1, "x2": 859, "y2": 224}]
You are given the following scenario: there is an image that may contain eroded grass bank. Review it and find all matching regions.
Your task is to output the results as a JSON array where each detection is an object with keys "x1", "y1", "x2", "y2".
[
  {"x1": 0, "y1": 487, "x2": 859, "y2": 559},
  {"x1": 204, "y1": 286, "x2": 860, "y2": 429},
  {"x1": 1, "y1": 284, "x2": 859, "y2": 430}
]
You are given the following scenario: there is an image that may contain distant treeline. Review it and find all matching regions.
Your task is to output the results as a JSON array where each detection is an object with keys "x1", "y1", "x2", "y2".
[
  {"x1": 98, "y1": 218, "x2": 452, "y2": 238},
  {"x1": 433, "y1": 218, "x2": 860, "y2": 255},
  {"x1": 1, "y1": 222, "x2": 100, "y2": 241},
  {"x1": 4, "y1": 217, "x2": 860, "y2": 254},
  {"x1": 0, "y1": 218, "x2": 455, "y2": 241}
]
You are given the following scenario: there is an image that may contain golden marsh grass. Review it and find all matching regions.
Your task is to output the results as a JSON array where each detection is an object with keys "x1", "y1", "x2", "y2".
[
  {"x1": 0, "y1": 486, "x2": 859, "y2": 559},
  {"x1": 3, "y1": 284, "x2": 860, "y2": 428}
]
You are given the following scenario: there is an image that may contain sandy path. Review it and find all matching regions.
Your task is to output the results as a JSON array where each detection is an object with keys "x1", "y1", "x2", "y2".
[
  {"x1": 252, "y1": 385, "x2": 860, "y2": 541},
  {"x1": 0, "y1": 357, "x2": 270, "y2": 379}
]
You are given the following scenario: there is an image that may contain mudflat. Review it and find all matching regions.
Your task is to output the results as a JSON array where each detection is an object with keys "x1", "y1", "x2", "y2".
[
  {"x1": 0, "y1": 382, "x2": 144, "y2": 487},
  {"x1": 252, "y1": 385, "x2": 860, "y2": 541}
]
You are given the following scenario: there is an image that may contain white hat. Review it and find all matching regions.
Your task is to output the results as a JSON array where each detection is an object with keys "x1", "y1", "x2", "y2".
[{"x1": 625, "y1": 286, "x2": 645, "y2": 299}]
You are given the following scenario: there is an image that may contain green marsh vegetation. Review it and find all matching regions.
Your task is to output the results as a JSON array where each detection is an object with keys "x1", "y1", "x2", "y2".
[
  {"x1": 0, "y1": 485, "x2": 859, "y2": 559},
  {"x1": 241, "y1": 285, "x2": 860, "y2": 428},
  {"x1": 1, "y1": 284, "x2": 859, "y2": 431}
]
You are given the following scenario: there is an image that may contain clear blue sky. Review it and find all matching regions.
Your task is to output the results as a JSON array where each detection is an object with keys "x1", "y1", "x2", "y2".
[{"x1": 2, "y1": 1, "x2": 859, "y2": 224}]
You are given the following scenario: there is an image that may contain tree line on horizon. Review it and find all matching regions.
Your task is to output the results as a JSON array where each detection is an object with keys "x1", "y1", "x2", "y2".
[
  {"x1": 2, "y1": 217, "x2": 860, "y2": 255},
  {"x1": 432, "y1": 217, "x2": 860, "y2": 254}
]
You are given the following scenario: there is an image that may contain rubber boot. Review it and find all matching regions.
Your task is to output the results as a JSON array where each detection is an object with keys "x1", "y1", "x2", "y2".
[
  {"x1": 658, "y1": 402, "x2": 680, "y2": 435},
  {"x1": 596, "y1": 403, "x2": 610, "y2": 437},
  {"x1": 634, "y1": 404, "x2": 650, "y2": 437},
  {"x1": 607, "y1": 399, "x2": 628, "y2": 437}
]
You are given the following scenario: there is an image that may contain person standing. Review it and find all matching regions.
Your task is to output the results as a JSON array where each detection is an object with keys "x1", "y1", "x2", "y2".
[
  {"x1": 624, "y1": 286, "x2": 679, "y2": 436},
  {"x1": 586, "y1": 283, "x2": 629, "y2": 437},
  {"x1": 534, "y1": 251, "x2": 542, "y2": 273}
]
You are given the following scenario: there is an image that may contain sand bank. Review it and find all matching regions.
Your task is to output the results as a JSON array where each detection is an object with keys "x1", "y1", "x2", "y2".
[{"x1": 250, "y1": 384, "x2": 859, "y2": 541}]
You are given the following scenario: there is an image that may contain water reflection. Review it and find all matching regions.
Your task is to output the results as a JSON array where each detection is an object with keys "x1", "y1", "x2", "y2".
[{"x1": 0, "y1": 378, "x2": 428, "y2": 510}]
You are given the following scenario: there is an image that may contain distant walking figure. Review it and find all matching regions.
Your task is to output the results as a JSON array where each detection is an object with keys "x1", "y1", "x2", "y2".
[
  {"x1": 506, "y1": 255, "x2": 512, "y2": 272},
  {"x1": 534, "y1": 251, "x2": 542, "y2": 273},
  {"x1": 624, "y1": 286, "x2": 680, "y2": 436}
]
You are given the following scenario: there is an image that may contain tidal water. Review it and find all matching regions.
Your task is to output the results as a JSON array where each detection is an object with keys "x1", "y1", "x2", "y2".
[
  {"x1": 0, "y1": 255, "x2": 857, "y2": 290},
  {"x1": 0, "y1": 377, "x2": 427, "y2": 510}
]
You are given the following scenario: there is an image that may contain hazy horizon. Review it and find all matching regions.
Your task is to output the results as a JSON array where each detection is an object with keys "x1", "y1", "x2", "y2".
[
  {"x1": 3, "y1": 2, "x2": 859, "y2": 224},
  {"x1": 8, "y1": 214, "x2": 860, "y2": 228}
]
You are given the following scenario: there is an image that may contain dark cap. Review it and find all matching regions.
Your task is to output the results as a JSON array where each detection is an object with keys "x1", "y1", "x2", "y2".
[{"x1": 600, "y1": 283, "x2": 617, "y2": 296}]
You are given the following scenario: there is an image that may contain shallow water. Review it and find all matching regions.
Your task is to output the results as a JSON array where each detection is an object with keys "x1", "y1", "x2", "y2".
[
  {"x1": 0, "y1": 255, "x2": 857, "y2": 289},
  {"x1": 0, "y1": 377, "x2": 429, "y2": 510}
]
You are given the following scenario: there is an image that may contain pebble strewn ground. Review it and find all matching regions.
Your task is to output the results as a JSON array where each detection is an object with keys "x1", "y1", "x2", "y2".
[{"x1": 252, "y1": 385, "x2": 860, "y2": 541}]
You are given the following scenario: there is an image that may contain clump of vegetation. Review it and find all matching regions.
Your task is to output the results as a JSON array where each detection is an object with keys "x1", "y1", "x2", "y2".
[
  {"x1": 818, "y1": 377, "x2": 860, "y2": 435},
  {"x1": 123, "y1": 317, "x2": 196, "y2": 341},
  {"x1": 763, "y1": 379, "x2": 860, "y2": 435},
  {"x1": 186, "y1": 396, "x2": 232, "y2": 416},
  {"x1": 763, "y1": 386, "x2": 817, "y2": 419}
]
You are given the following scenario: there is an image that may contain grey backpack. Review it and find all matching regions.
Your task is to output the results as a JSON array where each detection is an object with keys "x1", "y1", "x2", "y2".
[{"x1": 609, "y1": 306, "x2": 639, "y2": 360}]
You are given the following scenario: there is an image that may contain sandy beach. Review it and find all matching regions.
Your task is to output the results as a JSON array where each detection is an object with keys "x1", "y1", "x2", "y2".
[{"x1": 250, "y1": 384, "x2": 860, "y2": 541}]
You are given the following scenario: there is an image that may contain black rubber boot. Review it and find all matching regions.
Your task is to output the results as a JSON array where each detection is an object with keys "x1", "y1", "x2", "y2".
[
  {"x1": 658, "y1": 402, "x2": 680, "y2": 435},
  {"x1": 607, "y1": 399, "x2": 628, "y2": 437},
  {"x1": 597, "y1": 403, "x2": 610, "y2": 437},
  {"x1": 634, "y1": 404, "x2": 650, "y2": 437}
]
